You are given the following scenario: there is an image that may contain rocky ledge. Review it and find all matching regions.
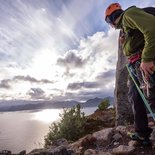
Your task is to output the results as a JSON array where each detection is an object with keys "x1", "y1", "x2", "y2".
[
  {"x1": 28, "y1": 124, "x2": 155, "y2": 155},
  {"x1": 1, "y1": 110, "x2": 155, "y2": 155}
]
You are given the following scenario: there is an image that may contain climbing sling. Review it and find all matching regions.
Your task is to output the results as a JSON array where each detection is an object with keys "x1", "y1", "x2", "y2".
[{"x1": 126, "y1": 64, "x2": 155, "y2": 121}]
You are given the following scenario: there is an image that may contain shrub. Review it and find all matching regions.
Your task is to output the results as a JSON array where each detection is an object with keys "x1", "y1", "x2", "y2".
[
  {"x1": 44, "y1": 104, "x2": 86, "y2": 147},
  {"x1": 98, "y1": 99, "x2": 109, "y2": 111}
]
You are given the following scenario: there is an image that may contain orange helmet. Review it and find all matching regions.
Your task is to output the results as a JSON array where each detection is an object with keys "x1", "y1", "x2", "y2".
[{"x1": 105, "y1": 3, "x2": 122, "y2": 19}]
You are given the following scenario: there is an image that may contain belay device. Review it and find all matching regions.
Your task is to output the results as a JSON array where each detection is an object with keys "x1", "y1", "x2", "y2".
[{"x1": 126, "y1": 64, "x2": 155, "y2": 121}]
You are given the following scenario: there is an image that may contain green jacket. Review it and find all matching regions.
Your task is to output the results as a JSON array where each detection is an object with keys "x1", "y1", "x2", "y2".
[{"x1": 117, "y1": 6, "x2": 155, "y2": 62}]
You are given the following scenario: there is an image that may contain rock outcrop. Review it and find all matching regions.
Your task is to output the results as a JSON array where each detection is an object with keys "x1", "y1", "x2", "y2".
[
  {"x1": 114, "y1": 31, "x2": 133, "y2": 125},
  {"x1": 27, "y1": 125, "x2": 155, "y2": 155}
]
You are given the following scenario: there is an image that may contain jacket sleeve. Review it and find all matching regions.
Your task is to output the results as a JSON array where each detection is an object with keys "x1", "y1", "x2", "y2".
[{"x1": 123, "y1": 7, "x2": 155, "y2": 62}]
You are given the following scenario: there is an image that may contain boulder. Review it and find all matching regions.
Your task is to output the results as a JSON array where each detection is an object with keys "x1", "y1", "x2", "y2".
[
  {"x1": 112, "y1": 133, "x2": 123, "y2": 141},
  {"x1": 52, "y1": 138, "x2": 68, "y2": 146},
  {"x1": 115, "y1": 126, "x2": 127, "y2": 135},
  {"x1": 84, "y1": 149, "x2": 98, "y2": 155},
  {"x1": 80, "y1": 134, "x2": 97, "y2": 148},
  {"x1": 92, "y1": 128, "x2": 114, "y2": 146},
  {"x1": 28, "y1": 146, "x2": 75, "y2": 155},
  {"x1": 112, "y1": 145, "x2": 135, "y2": 155},
  {"x1": 98, "y1": 152, "x2": 112, "y2": 155}
]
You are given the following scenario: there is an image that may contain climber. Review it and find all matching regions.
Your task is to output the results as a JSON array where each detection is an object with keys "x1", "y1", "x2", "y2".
[{"x1": 104, "y1": 3, "x2": 155, "y2": 146}]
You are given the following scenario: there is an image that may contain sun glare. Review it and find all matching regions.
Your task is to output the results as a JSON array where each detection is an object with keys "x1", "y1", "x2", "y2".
[{"x1": 32, "y1": 109, "x2": 62, "y2": 123}]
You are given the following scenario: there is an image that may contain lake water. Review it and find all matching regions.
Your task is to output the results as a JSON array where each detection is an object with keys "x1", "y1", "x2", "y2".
[{"x1": 0, "y1": 107, "x2": 97, "y2": 153}]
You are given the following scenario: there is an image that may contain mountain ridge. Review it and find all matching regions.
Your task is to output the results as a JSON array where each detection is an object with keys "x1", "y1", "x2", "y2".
[{"x1": 0, "y1": 96, "x2": 114, "y2": 112}]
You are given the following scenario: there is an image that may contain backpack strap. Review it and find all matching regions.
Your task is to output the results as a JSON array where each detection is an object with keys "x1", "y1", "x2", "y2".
[{"x1": 142, "y1": 7, "x2": 155, "y2": 16}]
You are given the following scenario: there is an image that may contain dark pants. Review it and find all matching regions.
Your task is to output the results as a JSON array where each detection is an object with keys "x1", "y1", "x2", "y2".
[{"x1": 128, "y1": 62, "x2": 155, "y2": 136}]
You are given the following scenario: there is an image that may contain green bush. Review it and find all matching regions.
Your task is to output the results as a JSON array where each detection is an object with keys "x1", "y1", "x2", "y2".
[
  {"x1": 44, "y1": 104, "x2": 86, "y2": 147},
  {"x1": 98, "y1": 99, "x2": 109, "y2": 111}
]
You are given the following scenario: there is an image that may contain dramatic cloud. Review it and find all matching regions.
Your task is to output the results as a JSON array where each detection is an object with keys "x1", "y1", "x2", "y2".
[
  {"x1": 13, "y1": 75, "x2": 53, "y2": 84},
  {"x1": 96, "y1": 69, "x2": 116, "y2": 82},
  {"x1": 57, "y1": 51, "x2": 85, "y2": 68},
  {"x1": 1, "y1": 0, "x2": 153, "y2": 101},
  {"x1": 56, "y1": 30, "x2": 119, "y2": 78},
  {"x1": 26, "y1": 88, "x2": 46, "y2": 100},
  {"x1": 67, "y1": 81, "x2": 100, "y2": 90},
  {"x1": 0, "y1": 75, "x2": 53, "y2": 89},
  {"x1": 0, "y1": 79, "x2": 11, "y2": 89},
  {"x1": 67, "y1": 69, "x2": 115, "y2": 91},
  {"x1": 0, "y1": 29, "x2": 118, "y2": 100}
]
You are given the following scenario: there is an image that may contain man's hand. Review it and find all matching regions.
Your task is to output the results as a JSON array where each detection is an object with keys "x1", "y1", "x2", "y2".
[{"x1": 140, "y1": 61, "x2": 154, "y2": 80}]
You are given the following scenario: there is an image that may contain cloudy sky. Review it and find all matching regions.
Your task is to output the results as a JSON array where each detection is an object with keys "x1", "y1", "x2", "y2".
[{"x1": 0, "y1": 0, "x2": 155, "y2": 102}]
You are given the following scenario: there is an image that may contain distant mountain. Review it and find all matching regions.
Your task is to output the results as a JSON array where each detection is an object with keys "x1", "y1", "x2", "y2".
[
  {"x1": 0, "y1": 96, "x2": 114, "y2": 112},
  {"x1": 81, "y1": 97, "x2": 103, "y2": 107},
  {"x1": 81, "y1": 96, "x2": 114, "y2": 107},
  {"x1": 0, "y1": 100, "x2": 80, "y2": 112}
]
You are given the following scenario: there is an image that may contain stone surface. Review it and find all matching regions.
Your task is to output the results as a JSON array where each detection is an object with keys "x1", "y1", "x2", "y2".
[
  {"x1": 98, "y1": 152, "x2": 112, "y2": 155},
  {"x1": 0, "y1": 150, "x2": 11, "y2": 155},
  {"x1": 92, "y1": 128, "x2": 114, "y2": 146},
  {"x1": 112, "y1": 145, "x2": 135, "y2": 155},
  {"x1": 84, "y1": 149, "x2": 98, "y2": 155},
  {"x1": 80, "y1": 134, "x2": 97, "y2": 148},
  {"x1": 128, "y1": 140, "x2": 137, "y2": 147},
  {"x1": 84, "y1": 149, "x2": 113, "y2": 155},
  {"x1": 114, "y1": 31, "x2": 133, "y2": 126},
  {"x1": 18, "y1": 150, "x2": 26, "y2": 155},
  {"x1": 114, "y1": 142, "x2": 120, "y2": 146},
  {"x1": 28, "y1": 146, "x2": 75, "y2": 155},
  {"x1": 52, "y1": 138, "x2": 68, "y2": 146},
  {"x1": 2, "y1": 123, "x2": 155, "y2": 155},
  {"x1": 115, "y1": 126, "x2": 127, "y2": 134},
  {"x1": 150, "y1": 127, "x2": 155, "y2": 140},
  {"x1": 112, "y1": 133, "x2": 123, "y2": 141}
]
